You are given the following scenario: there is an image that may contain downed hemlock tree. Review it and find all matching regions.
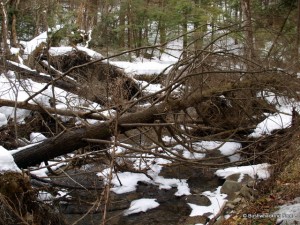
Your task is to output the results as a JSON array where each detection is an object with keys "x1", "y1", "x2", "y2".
[
  {"x1": 9, "y1": 50, "x2": 299, "y2": 168},
  {"x1": 1, "y1": 31, "x2": 300, "y2": 224}
]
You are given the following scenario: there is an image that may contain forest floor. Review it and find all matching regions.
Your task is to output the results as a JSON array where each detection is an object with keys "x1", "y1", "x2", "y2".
[{"x1": 224, "y1": 127, "x2": 300, "y2": 225}]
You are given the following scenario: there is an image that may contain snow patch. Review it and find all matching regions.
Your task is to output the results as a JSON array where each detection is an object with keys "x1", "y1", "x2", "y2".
[
  {"x1": 124, "y1": 198, "x2": 160, "y2": 216},
  {"x1": 215, "y1": 163, "x2": 270, "y2": 180},
  {"x1": 111, "y1": 61, "x2": 172, "y2": 75},
  {"x1": 250, "y1": 113, "x2": 292, "y2": 137},
  {"x1": 0, "y1": 146, "x2": 21, "y2": 173},
  {"x1": 30, "y1": 132, "x2": 47, "y2": 143},
  {"x1": 188, "y1": 186, "x2": 227, "y2": 218},
  {"x1": 99, "y1": 157, "x2": 191, "y2": 196},
  {"x1": 99, "y1": 170, "x2": 151, "y2": 194},
  {"x1": 22, "y1": 32, "x2": 47, "y2": 55},
  {"x1": 0, "y1": 113, "x2": 8, "y2": 127},
  {"x1": 49, "y1": 46, "x2": 103, "y2": 59}
]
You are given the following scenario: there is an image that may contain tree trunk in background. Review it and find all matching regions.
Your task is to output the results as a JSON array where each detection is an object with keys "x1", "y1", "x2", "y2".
[
  {"x1": 86, "y1": 0, "x2": 98, "y2": 31},
  {"x1": 34, "y1": 0, "x2": 54, "y2": 34},
  {"x1": 79, "y1": 0, "x2": 98, "y2": 32},
  {"x1": 11, "y1": 14, "x2": 18, "y2": 47},
  {"x1": 158, "y1": 0, "x2": 166, "y2": 54},
  {"x1": 159, "y1": 19, "x2": 166, "y2": 56},
  {"x1": 127, "y1": 1, "x2": 133, "y2": 60},
  {"x1": 76, "y1": 1, "x2": 85, "y2": 30},
  {"x1": 10, "y1": 0, "x2": 20, "y2": 47},
  {"x1": 234, "y1": 2, "x2": 239, "y2": 44},
  {"x1": 241, "y1": 0, "x2": 255, "y2": 61},
  {"x1": 0, "y1": 1, "x2": 12, "y2": 56},
  {"x1": 34, "y1": 0, "x2": 42, "y2": 35},
  {"x1": 119, "y1": 1, "x2": 126, "y2": 48},
  {"x1": 182, "y1": 13, "x2": 188, "y2": 59},
  {"x1": 296, "y1": 0, "x2": 300, "y2": 63}
]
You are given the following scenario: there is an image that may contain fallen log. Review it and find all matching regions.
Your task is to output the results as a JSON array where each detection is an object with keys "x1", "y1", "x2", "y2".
[
  {"x1": 2, "y1": 60, "x2": 107, "y2": 104},
  {"x1": 11, "y1": 78, "x2": 264, "y2": 168},
  {"x1": 11, "y1": 64, "x2": 293, "y2": 169},
  {"x1": 13, "y1": 102, "x2": 167, "y2": 168}
]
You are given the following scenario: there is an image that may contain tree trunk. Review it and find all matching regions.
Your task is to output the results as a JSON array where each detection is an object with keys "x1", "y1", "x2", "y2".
[
  {"x1": 119, "y1": 1, "x2": 126, "y2": 48},
  {"x1": 241, "y1": 0, "x2": 255, "y2": 61},
  {"x1": 13, "y1": 102, "x2": 166, "y2": 168},
  {"x1": 159, "y1": 20, "x2": 166, "y2": 47},
  {"x1": 127, "y1": 1, "x2": 133, "y2": 60},
  {"x1": 0, "y1": 98, "x2": 108, "y2": 121},
  {"x1": 234, "y1": 2, "x2": 239, "y2": 44},
  {"x1": 296, "y1": 0, "x2": 300, "y2": 63},
  {"x1": 10, "y1": 0, "x2": 20, "y2": 47},
  {"x1": 1, "y1": 1, "x2": 12, "y2": 56},
  {"x1": 12, "y1": 79, "x2": 245, "y2": 169},
  {"x1": 11, "y1": 13, "x2": 18, "y2": 47},
  {"x1": 182, "y1": 14, "x2": 188, "y2": 59},
  {"x1": 1, "y1": 60, "x2": 107, "y2": 105}
]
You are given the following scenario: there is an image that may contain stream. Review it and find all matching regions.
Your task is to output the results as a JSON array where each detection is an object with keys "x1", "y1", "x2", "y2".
[{"x1": 56, "y1": 162, "x2": 225, "y2": 225}]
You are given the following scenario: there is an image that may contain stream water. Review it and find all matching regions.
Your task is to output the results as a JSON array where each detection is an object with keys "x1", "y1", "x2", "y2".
[{"x1": 58, "y1": 163, "x2": 224, "y2": 225}]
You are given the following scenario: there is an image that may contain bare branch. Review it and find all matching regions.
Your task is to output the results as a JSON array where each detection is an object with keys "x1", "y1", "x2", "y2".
[{"x1": 0, "y1": 98, "x2": 108, "y2": 120}]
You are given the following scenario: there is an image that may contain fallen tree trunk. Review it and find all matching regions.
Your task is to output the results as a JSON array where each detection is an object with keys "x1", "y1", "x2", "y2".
[
  {"x1": 3, "y1": 60, "x2": 78, "y2": 92},
  {"x1": 11, "y1": 76, "x2": 276, "y2": 168},
  {"x1": 13, "y1": 102, "x2": 167, "y2": 168},
  {"x1": 12, "y1": 85, "x2": 210, "y2": 168},
  {"x1": 11, "y1": 62, "x2": 295, "y2": 168},
  {"x1": 2, "y1": 60, "x2": 106, "y2": 104}
]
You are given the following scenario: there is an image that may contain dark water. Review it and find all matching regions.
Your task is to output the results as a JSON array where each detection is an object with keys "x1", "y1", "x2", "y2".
[{"x1": 60, "y1": 164, "x2": 223, "y2": 225}]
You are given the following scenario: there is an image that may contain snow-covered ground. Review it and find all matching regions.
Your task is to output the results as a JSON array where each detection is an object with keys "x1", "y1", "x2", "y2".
[
  {"x1": 111, "y1": 42, "x2": 180, "y2": 75},
  {"x1": 215, "y1": 163, "x2": 271, "y2": 181},
  {"x1": 250, "y1": 91, "x2": 299, "y2": 137}
]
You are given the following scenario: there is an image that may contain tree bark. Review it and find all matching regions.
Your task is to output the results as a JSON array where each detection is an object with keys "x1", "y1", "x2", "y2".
[
  {"x1": 119, "y1": 1, "x2": 126, "y2": 48},
  {"x1": 0, "y1": 1, "x2": 12, "y2": 56},
  {"x1": 241, "y1": 0, "x2": 255, "y2": 61},
  {"x1": 182, "y1": 14, "x2": 188, "y2": 59},
  {"x1": 10, "y1": 0, "x2": 20, "y2": 47},
  {"x1": 13, "y1": 102, "x2": 167, "y2": 168},
  {"x1": 296, "y1": 0, "x2": 300, "y2": 62}
]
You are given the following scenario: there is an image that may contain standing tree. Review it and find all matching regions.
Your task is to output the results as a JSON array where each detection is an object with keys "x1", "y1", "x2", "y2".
[
  {"x1": 241, "y1": 0, "x2": 256, "y2": 61},
  {"x1": 0, "y1": 0, "x2": 12, "y2": 56}
]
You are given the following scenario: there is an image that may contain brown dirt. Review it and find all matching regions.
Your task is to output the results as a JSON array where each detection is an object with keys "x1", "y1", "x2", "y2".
[{"x1": 0, "y1": 172, "x2": 66, "y2": 225}]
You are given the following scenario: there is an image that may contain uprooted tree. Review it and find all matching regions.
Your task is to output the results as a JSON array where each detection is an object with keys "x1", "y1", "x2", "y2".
[
  {"x1": 1, "y1": 27, "x2": 300, "y2": 224},
  {"x1": 0, "y1": 29, "x2": 298, "y2": 168},
  {"x1": 7, "y1": 43, "x2": 299, "y2": 169}
]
